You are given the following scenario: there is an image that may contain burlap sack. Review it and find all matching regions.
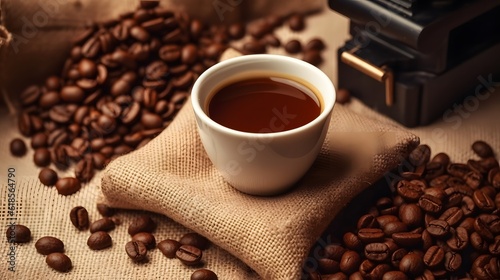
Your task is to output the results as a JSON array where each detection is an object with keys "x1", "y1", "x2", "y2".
[{"x1": 100, "y1": 96, "x2": 419, "y2": 279}]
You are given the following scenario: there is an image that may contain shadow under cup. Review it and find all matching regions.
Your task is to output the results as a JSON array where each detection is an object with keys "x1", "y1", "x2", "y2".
[{"x1": 191, "y1": 54, "x2": 336, "y2": 196}]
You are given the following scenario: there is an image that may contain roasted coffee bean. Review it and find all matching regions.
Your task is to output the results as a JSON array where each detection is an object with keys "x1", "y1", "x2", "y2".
[
  {"x1": 228, "y1": 22, "x2": 245, "y2": 39},
  {"x1": 423, "y1": 245, "x2": 444, "y2": 268},
  {"x1": 448, "y1": 163, "x2": 471, "y2": 178},
  {"x1": 409, "y1": 145, "x2": 431, "y2": 167},
  {"x1": 302, "y1": 50, "x2": 323, "y2": 66},
  {"x1": 444, "y1": 251, "x2": 462, "y2": 272},
  {"x1": 470, "y1": 231, "x2": 488, "y2": 252},
  {"x1": 87, "y1": 231, "x2": 112, "y2": 250},
  {"x1": 179, "y1": 232, "x2": 210, "y2": 250},
  {"x1": 125, "y1": 240, "x2": 148, "y2": 262},
  {"x1": 191, "y1": 269, "x2": 218, "y2": 280},
  {"x1": 39, "y1": 168, "x2": 58, "y2": 186},
  {"x1": 121, "y1": 102, "x2": 141, "y2": 124},
  {"x1": 39, "y1": 91, "x2": 61, "y2": 109},
  {"x1": 464, "y1": 170, "x2": 483, "y2": 189},
  {"x1": 418, "y1": 193, "x2": 443, "y2": 214},
  {"x1": 376, "y1": 215, "x2": 399, "y2": 228},
  {"x1": 46, "y1": 252, "x2": 72, "y2": 272},
  {"x1": 459, "y1": 216, "x2": 476, "y2": 233},
  {"x1": 10, "y1": 138, "x2": 27, "y2": 157},
  {"x1": 305, "y1": 38, "x2": 326, "y2": 51},
  {"x1": 284, "y1": 39, "x2": 302, "y2": 54},
  {"x1": 426, "y1": 219, "x2": 450, "y2": 237},
  {"x1": 489, "y1": 236, "x2": 500, "y2": 255},
  {"x1": 342, "y1": 232, "x2": 363, "y2": 251},
  {"x1": 288, "y1": 13, "x2": 305, "y2": 31},
  {"x1": 365, "y1": 242, "x2": 390, "y2": 261},
  {"x1": 56, "y1": 177, "x2": 81, "y2": 196},
  {"x1": 247, "y1": 19, "x2": 271, "y2": 39},
  {"x1": 439, "y1": 207, "x2": 464, "y2": 226},
  {"x1": 399, "y1": 203, "x2": 424, "y2": 228},
  {"x1": 158, "y1": 239, "x2": 181, "y2": 258},
  {"x1": 96, "y1": 203, "x2": 115, "y2": 217},
  {"x1": 60, "y1": 85, "x2": 86, "y2": 103},
  {"x1": 21, "y1": 85, "x2": 41, "y2": 106},
  {"x1": 339, "y1": 250, "x2": 361, "y2": 275},
  {"x1": 321, "y1": 244, "x2": 346, "y2": 261},
  {"x1": 421, "y1": 229, "x2": 433, "y2": 251},
  {"x1": 203, "y1": 43, "x2": 225, "y2": 59},
  {"x1": 75, "y1": 155, "x2": 95, "y2": 182},
  {"x1": 35, "y1": 236, "x2": 65, "y2": 255},
  {"x1": 159, "y1": 44, "x2": 181, "y2": 62},
  {"x1": 50, "y1": 105, "x2": 77, "y2": 124},
  {"x1": 181, "y1": 44, "x2": 198, "y2": 65},
  {"x1": 446, "y1": 226, "x2": 468, "y2": 251},
  {"x1": 318, "y1": 258, "x2": 340, "y2": 274},
  {"x1": 132, "y1": 232, "x2": 156, "y2": 249},
  {"x1": 78, "y1": 58, "x2": 97, "y2": 78},
  {"x1": 6, "y1": 224, "x2": 31, "y2": 243},
  {"x1": 70, "y1": 206, "x2": 89, "y2": 230},
  {"x1": 383, "y1": 221, "x2": 408, "y2": 236},
  {"x1": 399, "y1": 252, "x2": 425, "y2": 276},
  {"x1": 473, "y1": 189, "x2": 495, "y2": 211},
  {"x1": 397, "y1": 180, "x2": 424, "y2": 202},
  {"x1": 176, "y1": 244, "x2": 202, "y2": 266},
  {"x1": 34, "y1": 148, "x2": 51, "y2": 167},
  {"x1": 128, "y1": 214, "x2": 156, "y2": 235},
  {"x1": 392, "y1": 232, "x2": 422, "y2": 247},
  {"x1": 262, "y1": 33, "x2": 281, "y2": 47},
  {"x1": 382, "y1": 271, "x2": 409, "y2": 280},
  {"x1": 361, "y1": 262, "x2": 391, "y2": 279},
  {"x1": 357, "y1": 228, "x2": 384, "y2": 244},
  {"x1": 391, "y1": 248, "x2": 407, "y2": 268},
  {"x1": 357, "y1": 214, "x2": 379, "y2": 229},
  {"x1": 31, "y1": 132, "x2": 48, "y2": 149},
  {"x1": 90, "y1": 218, "x2": 115, "y2": 233},
  {"x1": 242, "y1": 40, "x2": 266, "y2": 54},
  {"x1": 472, "y1": 140, "x2": 494, "y2": 158}
]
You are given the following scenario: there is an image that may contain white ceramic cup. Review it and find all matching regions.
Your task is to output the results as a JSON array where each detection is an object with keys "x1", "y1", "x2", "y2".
[{"x1": 191, "y1": 54, "x2": 336, "y2": 195}]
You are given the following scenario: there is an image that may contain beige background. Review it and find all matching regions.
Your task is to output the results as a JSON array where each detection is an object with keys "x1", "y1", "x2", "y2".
[{"x1": 1, "y1": 0, "x2": 499, "y2": 279}]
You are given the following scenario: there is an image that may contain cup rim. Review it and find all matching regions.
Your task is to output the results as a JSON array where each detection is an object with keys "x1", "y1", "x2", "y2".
[{"x1": 191, "y1": 54, "x2": 336, "y2": 138}]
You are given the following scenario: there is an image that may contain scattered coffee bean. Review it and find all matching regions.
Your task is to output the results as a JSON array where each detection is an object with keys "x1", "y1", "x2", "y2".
[
  {"x1": 33, "y1": 148, "x2": 51, "y2": 167},
  {"x1": 6, "y1": 224, "x2": 31, "y2": 243},
  {"x1": 70, "y1": 206, "x2": 89, "y2": 230},
  {"x1": 305, "y1": 38, "x2": 326, "y2": 51},
  {"x1": 179, "y1": 232, "x2": 210, "y2": 250},
  {"x1": 158, "y1": 239, "x2": 181, "y2": 258},
  {"x1": 191, "y1": 269, "x2": 218, "y2": 280},
  {"x1": 128, "y1": 214, "x2": 156, "y2": 236},
  {"x1": 46, "y1": 252, "x2": 72, "y2": 272},
  {"x1": 38, "y1": 168, "x2": 58, "y2": 186},
  {"x1": 284, "y1": 39, "x2": 302, "y2": 54},
  {"x1": 176, "y1": 244, "x2": 203, "y2": 266},
  {"x1": 55, "y1": 177, "x2": 81, "y2": 196},
  {"x1": 288, "y1": 13, "x2": 305, "y2": 31},
  {"x1": 125, "y1": 240, "x2": 148, "y2": 262},
  {"x1": 87, "y1": 231, "x2": 112, "y2": 250},
  {"x1": 89, "y1": 218, "x2": 115, "y2": 233},
  {"x1": 472, "y1": 140, "x2": 494, "y2": 158},
  {"x1": 35, "y1": 236, "x2": 65, "y2": 255},
  {"x1": 132, "y1": 232, "x2": 156, "y2": 249},
  {"x1": 96, "y1": 203, "x2": 115, "y2": 217},
  {"x1": 10, "y1": 138, "x2": 27, "y2": 157},
  {"x1": 336, "y1": 88, "x2": 351, "y2": 104}
]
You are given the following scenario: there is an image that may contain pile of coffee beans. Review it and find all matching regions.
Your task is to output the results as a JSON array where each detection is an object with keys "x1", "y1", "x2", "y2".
[
  {"x1": 9, "y1": 0, "x2": 326, "y2": 196},
  {"x1": 306, "y1": 140, "x2": 500, "y2": 280}
]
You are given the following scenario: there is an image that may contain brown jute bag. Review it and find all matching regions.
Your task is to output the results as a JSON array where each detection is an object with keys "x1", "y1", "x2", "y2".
[{"x1": 100, "y1": 92, "x2": 419, "y2": 279}]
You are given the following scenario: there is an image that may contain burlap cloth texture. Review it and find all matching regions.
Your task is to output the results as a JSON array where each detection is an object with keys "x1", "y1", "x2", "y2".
[{"x1": 100, "y1": 95, "x2": 420, "y2": 279}]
